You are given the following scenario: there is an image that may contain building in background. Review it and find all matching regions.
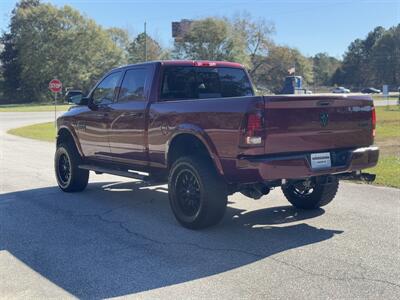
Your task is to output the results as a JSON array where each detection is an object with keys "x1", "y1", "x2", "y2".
[{"x1": 172, "y1": 19, "x2": 193, "y2": 41}]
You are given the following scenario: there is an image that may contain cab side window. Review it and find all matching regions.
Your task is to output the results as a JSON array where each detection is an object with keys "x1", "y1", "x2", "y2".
[
  {"x1": 92, "y1": 71, "x2": 121, "y2": 105},
  {"x1": 117, "y1": 68, "x2": 147, "y2": 102}
]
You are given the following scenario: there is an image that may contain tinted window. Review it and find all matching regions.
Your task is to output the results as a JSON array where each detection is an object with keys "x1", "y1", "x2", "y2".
[
  {"x1": 118, "y1": 68, "x2": 147, "y2": 102},
  {"x1": 219, "y1": 68, "x2": 253, "y2": 97},
  {"x1": 161, "y1": 67, "x2": 196, "y2": 100},
  {"x1": 92, "y1": 72, "x2": 121, "y2": 105},
  {"x1": 196, "y1": 68, "x2": 221, "y2": 98},
  {"x1": 160, "y1": 66, "x2": 253, "y2": 100}
]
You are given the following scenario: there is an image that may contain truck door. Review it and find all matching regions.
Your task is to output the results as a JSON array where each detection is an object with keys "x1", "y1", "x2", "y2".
[
  {"x1": 107, "y1": 67, "x2": 152, "y2": 166},
  {"x1": 76, "y1": 71, "x2": 122, "y2": 160}
]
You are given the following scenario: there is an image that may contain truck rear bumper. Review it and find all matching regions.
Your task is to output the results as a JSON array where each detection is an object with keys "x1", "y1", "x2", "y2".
[{"x1": 235, "y1": 146, "x2": 379, "y2": 182}]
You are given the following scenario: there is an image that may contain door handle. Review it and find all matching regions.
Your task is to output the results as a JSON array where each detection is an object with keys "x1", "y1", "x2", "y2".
[
  {"x1": 317, "y1": 100, "x2": 332, "y2": 106},
  {"x1": 93, "y1": 113, "x2": 107, "y2": 118},
  {"x1": 122, "y1": 112, "x2": 143, "y2": 117}
]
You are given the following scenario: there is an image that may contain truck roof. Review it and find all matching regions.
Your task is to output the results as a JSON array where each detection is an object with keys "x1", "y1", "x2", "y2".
[{"x1": 115, "y1": 60, "x2": 244, "y2": 71}]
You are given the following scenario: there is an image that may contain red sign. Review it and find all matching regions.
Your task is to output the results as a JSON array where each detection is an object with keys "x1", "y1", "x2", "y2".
[{"x1": 49, "y1": 79, "x2": 62, "y2": 93}]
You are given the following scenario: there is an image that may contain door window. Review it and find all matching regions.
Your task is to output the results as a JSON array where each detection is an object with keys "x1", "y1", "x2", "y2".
[
  {"x1": 117, "y1": 69, "x2": 147, "y2": 102},
  {"x1": 92, "y1": 71, "x2": 121, "y2": 105}
]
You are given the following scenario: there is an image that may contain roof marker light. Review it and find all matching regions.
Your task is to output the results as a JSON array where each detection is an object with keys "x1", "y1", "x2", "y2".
[{"x1": 194, "y1": 61, "x2": 217, "y2": 67}]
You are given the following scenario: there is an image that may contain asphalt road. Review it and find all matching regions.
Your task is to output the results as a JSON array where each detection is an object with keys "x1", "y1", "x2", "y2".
[{"x1": 0, "y1": 112, "x2": 399, "y2": 299}]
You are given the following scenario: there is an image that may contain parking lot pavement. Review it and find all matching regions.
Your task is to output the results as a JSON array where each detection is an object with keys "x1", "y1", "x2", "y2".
[{"x1": 1, "y1": 112, "x2": 399, "y2": 299}]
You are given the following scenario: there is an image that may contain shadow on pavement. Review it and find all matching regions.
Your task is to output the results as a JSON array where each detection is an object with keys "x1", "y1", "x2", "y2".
[{"x1": 0, "y1": 181, "x2": 342, "y2": 298}]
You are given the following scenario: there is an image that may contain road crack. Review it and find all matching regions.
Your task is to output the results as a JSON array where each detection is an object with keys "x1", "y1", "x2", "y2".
[
  {"x1": 72, "y1": 208, "x2": 265, "y2": 258},
  {"x1": 270, "y1": 256, "x2": 400, "y2": 288}
]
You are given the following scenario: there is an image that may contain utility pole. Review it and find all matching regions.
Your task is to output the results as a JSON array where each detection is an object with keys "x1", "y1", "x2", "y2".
[{"x1": 144, "y1": 21, "x2": 147, "y2": 61}]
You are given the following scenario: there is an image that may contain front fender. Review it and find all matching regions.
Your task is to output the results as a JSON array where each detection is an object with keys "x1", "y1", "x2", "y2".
[{"x1": 57, "y1": 124, "x2": 84, "y2": 158}]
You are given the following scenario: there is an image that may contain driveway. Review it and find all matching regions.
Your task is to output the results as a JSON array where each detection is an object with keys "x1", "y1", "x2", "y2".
[{"x1": 0, "y1": 112, "x2": 399, "y2": 299}]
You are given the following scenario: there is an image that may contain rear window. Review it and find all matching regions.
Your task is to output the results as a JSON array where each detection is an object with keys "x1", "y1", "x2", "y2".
[{"x1": 160, "y1": 66, "x2": 253, "y2": 100}]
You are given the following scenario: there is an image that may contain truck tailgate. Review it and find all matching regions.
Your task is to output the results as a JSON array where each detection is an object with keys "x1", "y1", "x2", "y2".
[{"x1": 263, "y1": 94, "x2": 374, "y2": 154}]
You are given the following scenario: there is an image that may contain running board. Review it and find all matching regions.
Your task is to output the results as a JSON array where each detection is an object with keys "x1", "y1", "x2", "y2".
[{"x1": 78, "y1": 164, "x2": 151, "y2": 181}]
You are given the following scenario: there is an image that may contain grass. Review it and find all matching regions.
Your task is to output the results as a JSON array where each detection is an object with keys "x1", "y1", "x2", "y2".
[
  {"x1": 375, "y1": 106, "x2": 400, "y2": 139},
  {"x1": 366, "y1": 106, "x2": 399, "y2": 187},
  {"x1": 367, "y1": 156, "x2": 400, "y2": 188},
  {"x1": 0, "y1": 103, "x2": 71, "y2": 112},
  {"x1": 6, "y1": 106, "x2": 400, "y2": 188},
  {"x1": 7, "y1": 122, "x2": 56, "y2": 142}
]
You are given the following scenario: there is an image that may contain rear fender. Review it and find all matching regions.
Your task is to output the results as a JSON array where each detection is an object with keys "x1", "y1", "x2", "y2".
[{"x1": 166, "y1": 123, "x2": 224, "y2": 176}]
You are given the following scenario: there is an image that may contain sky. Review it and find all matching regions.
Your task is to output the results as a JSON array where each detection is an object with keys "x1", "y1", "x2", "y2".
[{"x1": 0, "y1": 0, "x2": 399, "y2": 57}]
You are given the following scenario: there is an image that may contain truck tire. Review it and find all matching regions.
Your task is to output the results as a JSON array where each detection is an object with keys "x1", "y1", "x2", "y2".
[
  {"x1": 55, "y1": 142, "x2": 89, "y2": 192},
  {"x1": 168, "y1": 156, "x2": 227, "y2": 229},
  {"x1": 281, "y1": 178, "x2": 339, "y2": 209}
]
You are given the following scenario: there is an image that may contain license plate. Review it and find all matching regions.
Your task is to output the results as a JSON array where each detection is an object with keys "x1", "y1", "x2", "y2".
[{"x1": 310, "y1": 152, "x2": 331, "y2": 169}]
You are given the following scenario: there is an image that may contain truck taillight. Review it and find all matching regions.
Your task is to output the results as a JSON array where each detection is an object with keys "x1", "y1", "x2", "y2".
[
  {"x1": 372, "y1": 106, "x2": 376, "y2": 137},
  {"x1": 247, "y1": 114, "x2": 261, "y2": 134},
  {"x1": 245, "y1": 113, "x2": 263, "y2": 145}
]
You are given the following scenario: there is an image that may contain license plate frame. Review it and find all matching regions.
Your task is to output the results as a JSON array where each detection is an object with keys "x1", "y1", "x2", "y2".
[{"x1": 310, "y1": 152, "x2": 332, "y2": 170}]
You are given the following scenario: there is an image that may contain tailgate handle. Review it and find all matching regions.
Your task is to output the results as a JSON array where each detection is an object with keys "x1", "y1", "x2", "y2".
[{"x1": 317, "y1": 100, "x2": 332, "y2": 106}]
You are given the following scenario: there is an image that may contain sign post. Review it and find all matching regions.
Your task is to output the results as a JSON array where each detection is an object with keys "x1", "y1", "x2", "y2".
[
  {"x1": 49, "y1": 79, "x2": 62, "y2": 126},
  {"x1": 382, "y1": 85, "x2": 389, "y2": 109}
]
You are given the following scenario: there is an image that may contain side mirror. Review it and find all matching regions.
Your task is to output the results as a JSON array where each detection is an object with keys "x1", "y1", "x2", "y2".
[
  {"x1": 65, "y1": 91, "x2": 88, "y2": 105},
  {"x1": 80, "y1": 97, "x2": 89, "y2": 106}
]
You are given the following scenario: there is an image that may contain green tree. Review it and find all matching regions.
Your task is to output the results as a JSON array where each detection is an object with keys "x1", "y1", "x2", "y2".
[
  {"x1": 173, "y1": 17, "x2": 245, "y2": 62},
  {"x1": 255, "y1": 45, "x2": 313, "y2": 93},
  {"x1": 331, "y1": 26, "x2": 396, "y2": 88},
  {"x1": 0, "y1": 42, "x2": 4, "y2": 99},
  {"x1": 0, "y1": 0, "x2": 40, "y2": 102},
  {"x1": 0, "y1": 0, "x2": 125, "y2": 102},
  {"x1": 362, "y1": 26, "x2": 385, "y2": 84},
  {"x1": 232, "y1": 13, "x2": 275, "y2": 76},
  {"x1": 312, "y1": 53, "x2": 341, "y2": 86},
  {"x1": 370, "y1": 24, "x2": 400, "y2": 86},
  {"x1": 0, "y1": 32, "x2": 22, "y2": 102},
  {"x1": 107, "y1": 27, "x2": 131, "y2": 64},
  {"x1": 331, "y1": 67, "x2": 346, "y2": 86},
  {"x1": 127, "y1": 32, "x2": 163, "y2": 63}
]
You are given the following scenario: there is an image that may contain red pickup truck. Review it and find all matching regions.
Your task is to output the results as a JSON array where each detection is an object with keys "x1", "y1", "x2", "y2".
[{"x1": 56, "y1": 60, "x2": 379, "y2": 229}]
